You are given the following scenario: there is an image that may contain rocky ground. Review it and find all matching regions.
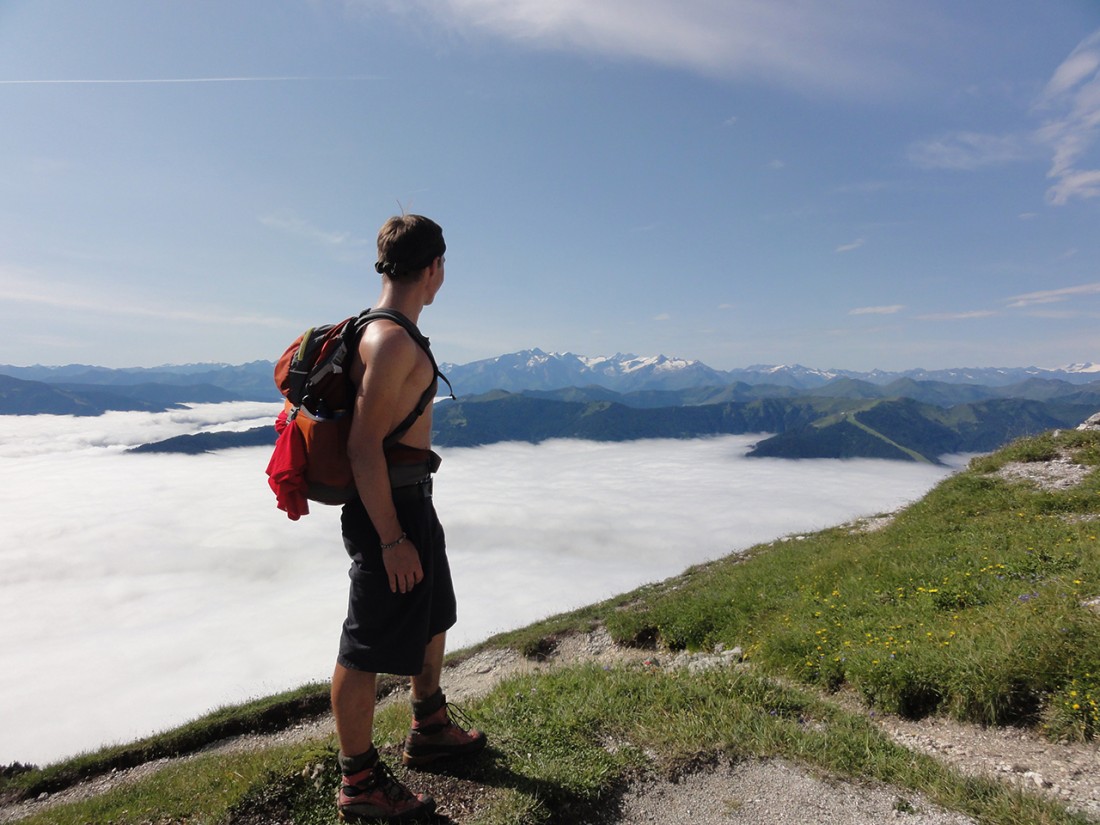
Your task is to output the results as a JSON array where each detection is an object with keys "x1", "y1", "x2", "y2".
[{"x1": 5, "y1": 417, "x2": 1099, "y2": 824}]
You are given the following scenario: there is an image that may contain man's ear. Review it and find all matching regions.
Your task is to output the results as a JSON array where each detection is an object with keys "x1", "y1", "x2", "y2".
[{"x1": 428, "y1": 257, "x2": 444, "y2": 281}]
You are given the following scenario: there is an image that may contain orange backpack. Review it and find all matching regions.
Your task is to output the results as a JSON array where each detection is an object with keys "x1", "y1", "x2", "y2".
[{"x1": 265, "y1": 308, "x2": 451, "y2": 519}]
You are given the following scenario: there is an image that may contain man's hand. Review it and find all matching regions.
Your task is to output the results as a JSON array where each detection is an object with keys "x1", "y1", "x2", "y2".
[{"x1": 382, "y1": 541, "x2": 424, "y2": 594}]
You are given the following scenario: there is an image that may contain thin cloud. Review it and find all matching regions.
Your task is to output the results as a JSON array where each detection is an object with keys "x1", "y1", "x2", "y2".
[
  {"x1": 0, "y1": 75, "x2": 380, "y2": 85},
  {"x1": 835, "y1": 238, "x2": 865, "y2": 253},
  {"x1": 903, "y1": 28, "x2": 1100, "y2": 205},
  {"x1": 0, "y1": 270, "x2": 291, "y2": 328},
  {"x1": 1005, "y1": 281, "x2": 1100, "y2": 309},
  {"x1": 917, "y1": 310, "x2": 997, "y2": 321},
  {"x1": 1018, "y1": 308, "x2": 1100, "y2": 321},
  {"x1": 653, "y1": 312, "x2": 672, "y2": 322},
  {"x1": 363, "y1": 0, "x2": 938, "y2": 98},
  {"x1": 849, "y1": 304, "x2": 903, "y2": 316},
  {"x1": 1035, "y1": 29, "x2": 1100, "y2": 204},
  {"x1": 259, "y1": 214, "x2": 369, "y2": 249},
  {"x1": 906, "y1": 131, "x2": 1033, "y2": 171}
]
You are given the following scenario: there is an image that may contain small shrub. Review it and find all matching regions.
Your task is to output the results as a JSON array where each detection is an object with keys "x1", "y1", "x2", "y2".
[{"x1": 1043, "y1": 673, "x2": 1100, "y2": 742}]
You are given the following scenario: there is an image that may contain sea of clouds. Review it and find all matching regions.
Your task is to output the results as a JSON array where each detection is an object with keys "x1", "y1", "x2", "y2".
[{"x1": 0, "y1": 402, "x2": 964, "y2": 766}]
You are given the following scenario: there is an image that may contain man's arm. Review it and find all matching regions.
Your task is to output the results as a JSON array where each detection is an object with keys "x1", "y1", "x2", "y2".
[{"x1": 347, "y1": 324, "x2": 424, "y2": 594}]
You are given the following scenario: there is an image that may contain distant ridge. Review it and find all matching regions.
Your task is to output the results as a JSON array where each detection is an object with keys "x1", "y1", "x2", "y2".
[
  {"x1": 437, "y1": 351, "x2": 1100, "y2": 395},
  {"x1": 125, "y1": 383, "x2": 1100, "y2": 464},
  {"x1": 3, "y1": 355, "x2": 1099, "y2": 414},
  {"x1": 0, "y1": 361, "x2": 276, "y2": 403}
]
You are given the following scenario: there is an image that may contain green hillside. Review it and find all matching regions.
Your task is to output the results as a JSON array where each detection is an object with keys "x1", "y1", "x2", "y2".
[{"x1": 434, "y1": 391, "x2": 1098, "y2": 462}]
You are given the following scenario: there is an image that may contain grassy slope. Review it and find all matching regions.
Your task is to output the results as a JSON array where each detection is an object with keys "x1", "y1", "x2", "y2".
[{"x1": 4, "y1": 428, "x2": 1099, "y2": 825}]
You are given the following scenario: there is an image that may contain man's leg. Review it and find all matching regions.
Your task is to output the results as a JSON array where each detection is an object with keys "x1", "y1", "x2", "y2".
[
  {"x1": 331, "y1": 662, "x2": 377, "y2": 758},
  {"x1": 411, "y1": 631, "x2": 446, "y2": 701},
  {"x1": 332, "y1": 662, "x2": 434, "y2": 820},
  {"x1": 403, "y1": 631, "x2": 487, "y2": 767}
]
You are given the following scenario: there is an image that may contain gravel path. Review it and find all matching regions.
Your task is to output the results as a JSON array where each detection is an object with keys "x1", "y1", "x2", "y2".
[{"x1": 615, "y1": 757, "x2": 975, "y2": 825}]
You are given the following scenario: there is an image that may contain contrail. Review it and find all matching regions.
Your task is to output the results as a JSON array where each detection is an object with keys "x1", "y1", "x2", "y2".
[{"x1": 0, "y1": 75, "x2": 379, "y2": 85}]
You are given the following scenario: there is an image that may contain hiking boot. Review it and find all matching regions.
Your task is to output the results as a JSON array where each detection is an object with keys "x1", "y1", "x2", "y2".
[
  {"x1": 337, "y1": 760, "x2": 435, "y2": 823},
  {"x1": 401, "y1": 702, "x2": 487, "y2": 768}
]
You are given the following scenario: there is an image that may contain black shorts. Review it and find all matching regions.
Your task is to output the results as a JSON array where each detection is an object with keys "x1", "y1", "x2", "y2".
[{"x1": 337, "y1": 483, "x2": 457, "y2": 676}]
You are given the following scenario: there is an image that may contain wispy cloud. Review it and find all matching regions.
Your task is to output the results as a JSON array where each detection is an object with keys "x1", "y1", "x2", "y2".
[
  {"x1": 906, "y1": 131, "x2": 1033, "y2": 171},
  {"x1": 1035, "y1": 29, "x2": 1100, "y2": 204},
  {"x1": 835, "y1": 238, "x2": 865, "y2": 253},
  {"x1": 907, "y1": 28, "x2": 1100, "y2": 203},
  {"x1": 1005, "y1": 281, "x2": 1100, "y2": 309},
  {"x1": 0, "y1": 269, "x2": 291, "y2": 328},
  {"x1": 917, "y1": 310, "x2": 997, "y2": 321},
  {"x1": 1016, "y1": 308, "x2": 1100, "y2": 321},
  {"x1": 361, "y1": 0, "x2": 937, "y2": 97},
  {"x1": 903, "y1": 280, "x2": 1100, "y2": 324},
  {"x1": 259, "y1": 213, "x2": 369, "y2": 249},
  {"x1": 849, "y1": 304, "x2": 903, "y2": 316},
  {"x1": 653, "y1": 312, "x2": 672, "y2": 322},
  {"x1": 0, "y1": 75, "x2": 379, "y2": 85}
]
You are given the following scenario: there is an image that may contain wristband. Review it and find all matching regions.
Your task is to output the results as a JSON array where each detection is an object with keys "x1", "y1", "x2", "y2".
[{"x1": 380, "y1": 533, "x2": 407, "y2": 551}]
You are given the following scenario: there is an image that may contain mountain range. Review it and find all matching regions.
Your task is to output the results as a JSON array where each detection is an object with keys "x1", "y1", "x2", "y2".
[
  {"x1": 4, "y1": 352, "x2": 1099, "y2": 462},
  {"x1": 4, "y1": 351, "x2": 1100, "y2": 407},
  {"x1": 437, "y1": 350, "x2": 1100, "y2": 393}
]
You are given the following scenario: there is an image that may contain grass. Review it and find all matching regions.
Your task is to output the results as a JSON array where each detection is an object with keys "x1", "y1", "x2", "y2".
[
  {"x1": 4, "y1": 427, "x2": 1099, "y2": 824},
  {"x1": 0, "y1": 682, "x2": 329, "y2": 804},
  {"x1": 606, "y1": 427, "x2": 1100, "y2": 737}
]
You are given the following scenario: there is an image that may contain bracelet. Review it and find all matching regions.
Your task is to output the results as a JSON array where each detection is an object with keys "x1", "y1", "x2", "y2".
[{"x1": 380, "y1": 533, "x2": 407, "y2": 551}]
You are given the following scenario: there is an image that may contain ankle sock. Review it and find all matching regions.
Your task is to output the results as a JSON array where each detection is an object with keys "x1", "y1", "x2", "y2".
[
  {"x1": 411, "y1": 688, "x2": 445, "y2": 721},
  {"x1": 339, "y1": 746, "x2": 379, "y2": 776}
]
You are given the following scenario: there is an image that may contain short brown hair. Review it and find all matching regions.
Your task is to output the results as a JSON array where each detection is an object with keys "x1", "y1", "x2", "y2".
[{"x1": 374, "y1": 215, "x2": 446, "y2": 282}]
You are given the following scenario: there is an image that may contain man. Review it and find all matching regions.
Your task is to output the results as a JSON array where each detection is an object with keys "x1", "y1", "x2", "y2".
[{"x1": 332, "y1": 214, "x2": 485, "y2": 823}]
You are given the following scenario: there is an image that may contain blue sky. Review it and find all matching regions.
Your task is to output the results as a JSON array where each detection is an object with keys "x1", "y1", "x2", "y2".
[{"x1": 1, "y1": 1, "x2": 1098, "y2": 372}]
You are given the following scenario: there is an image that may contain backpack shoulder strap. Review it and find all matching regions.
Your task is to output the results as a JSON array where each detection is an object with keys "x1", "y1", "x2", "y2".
[{"x1": 354, "y1": 308, "x2": 455, "y2": 448}]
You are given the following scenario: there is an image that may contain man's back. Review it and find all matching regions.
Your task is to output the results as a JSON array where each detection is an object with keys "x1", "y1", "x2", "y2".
[{"x1": 349, "y1": 317, "x2": 436, "y2": 452}]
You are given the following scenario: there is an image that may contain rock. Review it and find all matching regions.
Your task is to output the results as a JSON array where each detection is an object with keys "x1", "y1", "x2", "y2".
[
  {"x1": 1024, "y1": 771, "x2": 1053, "y2": 789},
  {"x1": 1077, "y1": 411, "x2": 1100, "y2": 431}
]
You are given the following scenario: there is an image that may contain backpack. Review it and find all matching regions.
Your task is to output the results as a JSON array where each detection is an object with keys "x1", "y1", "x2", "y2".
[{"x1": 265, "y1": 308, "x2": 452, "y2": 520}]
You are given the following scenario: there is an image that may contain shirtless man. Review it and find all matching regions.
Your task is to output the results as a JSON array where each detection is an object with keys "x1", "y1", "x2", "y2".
[{"x1": 332, "y1": 215, "x2": 485, "y2": 822}]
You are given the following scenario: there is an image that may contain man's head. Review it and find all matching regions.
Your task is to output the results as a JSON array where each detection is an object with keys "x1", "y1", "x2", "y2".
[{"x1": 375, "y1": 215, "x2": 446, "y2": 283}]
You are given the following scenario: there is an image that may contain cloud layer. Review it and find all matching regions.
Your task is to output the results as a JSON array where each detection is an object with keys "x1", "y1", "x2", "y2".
[
  {"x1": 1, "y1": 404, "x2": 958, "y2": 765},
  {"x1": 361, "y1": 0, "x2": 932, "y2": 97}
]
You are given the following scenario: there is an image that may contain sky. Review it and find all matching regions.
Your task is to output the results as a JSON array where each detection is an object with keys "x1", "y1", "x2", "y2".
[
  {"x1": 0, "y1": 403, "x2": 960, "y2": 765},
  {"x1": 1, "y1": 1, "x2": 1099, "y2": 372}
]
